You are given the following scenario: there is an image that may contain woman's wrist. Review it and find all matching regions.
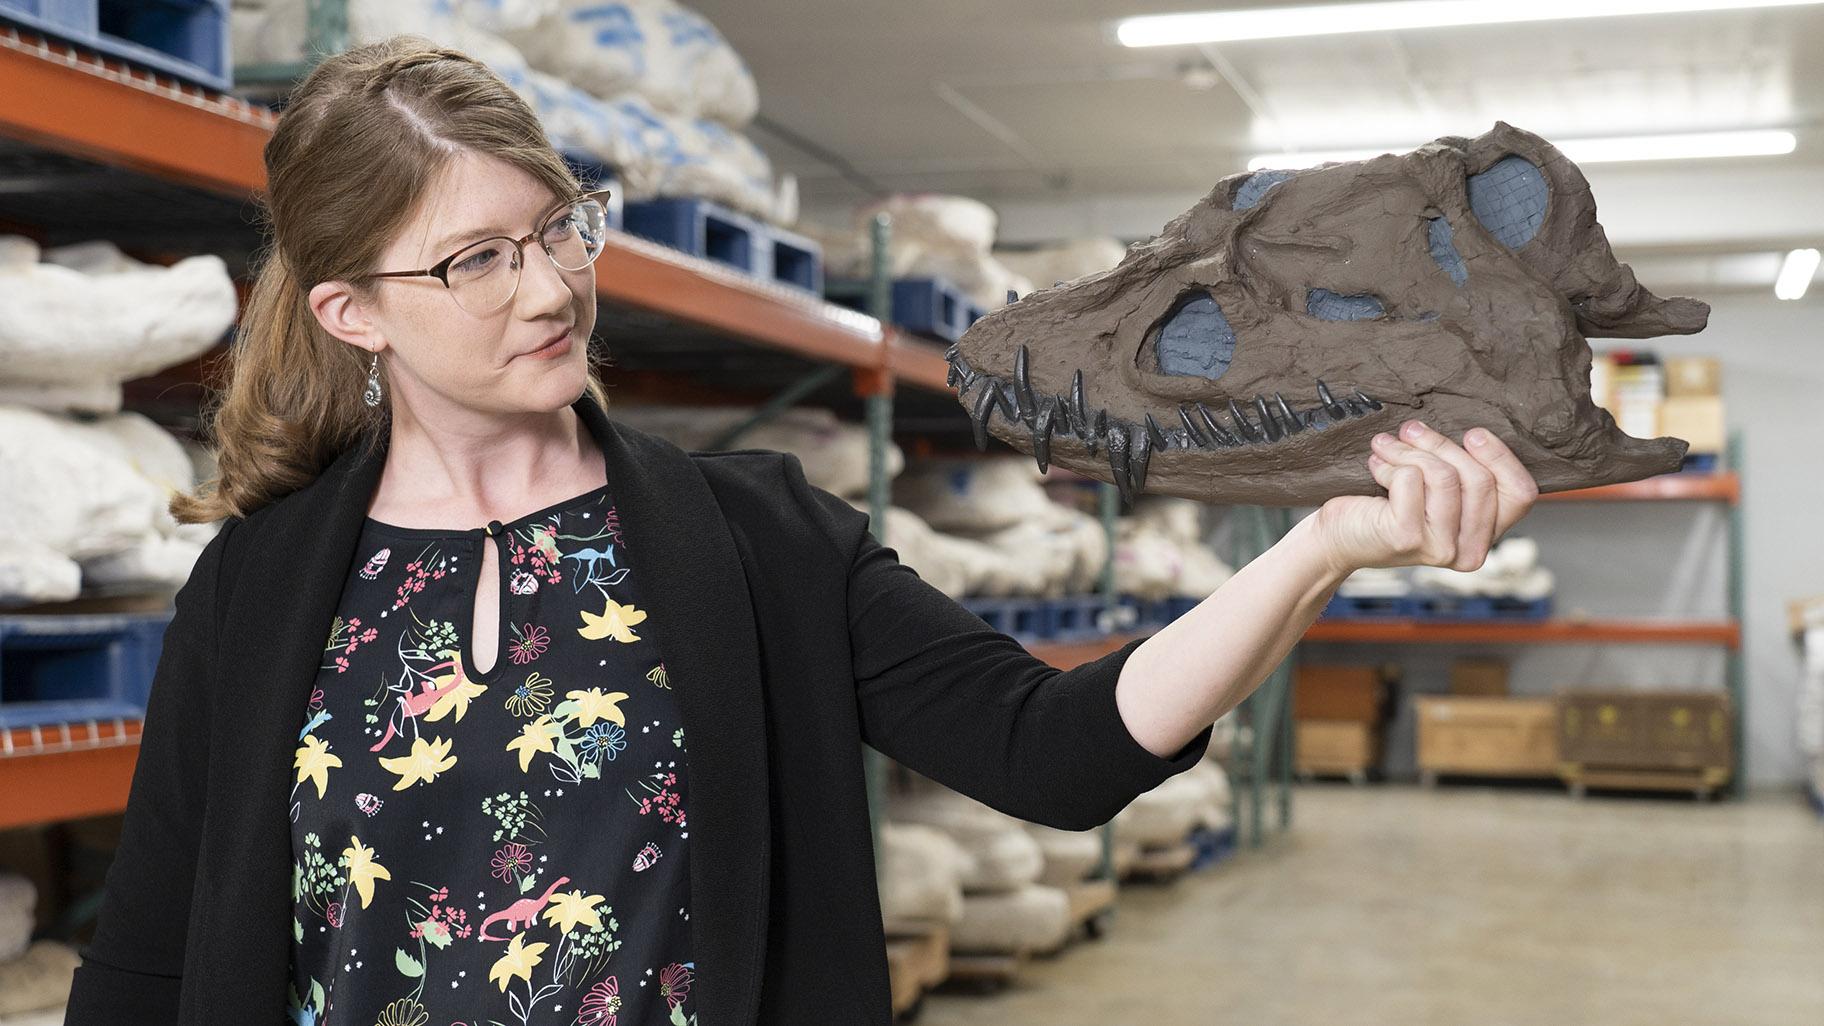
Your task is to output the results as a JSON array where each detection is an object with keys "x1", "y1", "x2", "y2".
[{"x1": 1285, "y1": 512, "x2": 1357, "y2": 594}]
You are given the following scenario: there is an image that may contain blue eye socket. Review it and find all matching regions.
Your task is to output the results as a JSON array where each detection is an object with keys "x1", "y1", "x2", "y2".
[
  {"x1": 1156, "y1": 294, "x2": 1237, "y2": 381},
  {"x1": 1468, "y1": 154, "x2": 1549, "y2": 249}
]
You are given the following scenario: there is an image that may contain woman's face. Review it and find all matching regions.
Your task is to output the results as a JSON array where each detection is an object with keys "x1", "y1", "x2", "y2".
[{"x1": 311, "y1": 150, "x2": 599, "y2": 419}]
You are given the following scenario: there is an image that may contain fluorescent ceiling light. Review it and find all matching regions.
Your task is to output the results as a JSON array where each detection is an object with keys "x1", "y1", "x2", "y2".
[
  {"x1": 1775, "y1": 248, "x2": 1820, "y2": 300},
  {"x1": 1245, "y1": 129, "x2": 1797, "y2": 170},
  {"x1": 1118, "y1": 0, "x2": 1824, "y2": 46}
]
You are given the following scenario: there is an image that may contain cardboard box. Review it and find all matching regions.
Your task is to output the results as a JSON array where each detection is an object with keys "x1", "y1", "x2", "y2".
[
  {"x1": 1788, "y1": 594, "x2": 1824, "y2": 639},
  {"x1": 1658, "y1": 395, "x2": 1724, "y2": 454},
  {"x1": 1293, "y1": 663, "x2": 1389, "y2": 723},
  {"x1": 1665, "y1": 356, "x2": 1721, "y2": 397},
  {"x1": 1558, "y1": 691, "x2": 1731, "y2": 772},
  {"x1": 1416, "y1": 696, "x2": 1558, "y2": 778},
  {"x1": 1450, "y1": 657, "x2": 1509, "y2": 697},
  {"x1": 1296, "y1": 720, "x2": 1381, "y2": 777}
]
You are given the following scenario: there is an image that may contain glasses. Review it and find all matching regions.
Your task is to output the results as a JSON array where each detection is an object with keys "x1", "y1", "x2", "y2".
[{"x1": 361, "y1": 189, "x2": 612, "y2": 315}]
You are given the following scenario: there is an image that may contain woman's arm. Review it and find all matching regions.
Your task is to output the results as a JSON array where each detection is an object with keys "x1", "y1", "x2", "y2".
[
  {"x1": 64, "y1": 518, "x2": 238, "y2": 1025},
  {"x1": 1114, "y1": 420, "x2": 1541, "y2": 759}
]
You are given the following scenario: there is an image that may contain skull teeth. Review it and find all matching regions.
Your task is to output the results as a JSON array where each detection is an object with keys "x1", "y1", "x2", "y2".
[{"x1": 943, "y1": 347, "x2": 1386, "y2": 485}]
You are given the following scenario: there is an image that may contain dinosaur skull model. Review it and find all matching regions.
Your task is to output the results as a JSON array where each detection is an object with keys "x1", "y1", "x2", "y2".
[{"x1": 944, "y1": 122, "x2": 1708, "y2": 506}]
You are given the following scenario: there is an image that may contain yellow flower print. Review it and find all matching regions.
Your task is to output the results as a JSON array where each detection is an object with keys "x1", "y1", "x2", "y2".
[
  {"x1": 577, "y1": 596, "x2": 647, "y2": 643},
  {"x1": 565, "y1": 688, "x2": 630, "y2": 728},
  {"x1": 377, "y1": 735, "x2": 456, "y2": 790},
  {"x1": 506, "y1": 715, "x2": 562, "y2": 772},
  {"x1": 340, "y1": 835, "x2": 391, "y2": 908},
  {"x1": 542, "y1": 888, "x2": 606, "y2": 934},
  {"x1": 424, "y1": 673, "x2": 487, "y2": 724},
  {"x1": 293, "y1": 735, "x2": 342, "y2": 799},
  {"x1": 488, "y1": 932, "x2": 549, "y2": 991}
]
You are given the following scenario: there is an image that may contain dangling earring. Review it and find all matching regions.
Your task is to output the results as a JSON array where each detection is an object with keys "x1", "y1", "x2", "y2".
[{"x1": 363, "y1": 350, "x2": 383, "y2": 407}]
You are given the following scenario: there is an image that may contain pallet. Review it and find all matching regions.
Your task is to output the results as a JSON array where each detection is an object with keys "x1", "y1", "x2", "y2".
[
  {"x1": 958, "y1": 594, "x2": 1118, "y2": 642},
  {"x1": 1056, "y1": 877, "x2": 1117, "y2": 945},
  {"x1": 0, "y1": 0, "x2": 230, "y2": 91},
  {"x1": 621, "y1": 197, "x2": 823, "y2": 295},
  {"x1": 1121, "y1": 841, "x2": 1196, "y2": 884},
  {"x1": 1321, "y1": 593, "x2": 1553, "y2": 621},
  {"x1": 1560, "y1": 764, "x2": 1729, "y2": 800},
  {"x1": 826, "y1": 276, "x2": 985, "y2": 342},
  {"x1": 940, "y1": 949, "x2": 1029, "y2": 993},
  {"x1": 0, "y1": 611, "x2": 175, "y2": 730},
  {"x1": 1188, "y1": 824, "x2": 1238, "y2": 870}
]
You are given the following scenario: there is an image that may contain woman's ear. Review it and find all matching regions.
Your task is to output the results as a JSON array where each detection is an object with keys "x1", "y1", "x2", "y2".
[{"x1": 308, "y1": 279, "x2": 383, "y2": 350}]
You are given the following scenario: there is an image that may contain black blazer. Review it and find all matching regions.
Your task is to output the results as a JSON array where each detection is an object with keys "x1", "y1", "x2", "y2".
[{"x1": 64, "y1": 390, "x2": 1213, "y2": 1024}]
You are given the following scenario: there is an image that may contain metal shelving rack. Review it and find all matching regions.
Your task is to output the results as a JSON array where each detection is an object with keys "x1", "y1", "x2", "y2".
[
  {"x1": 0, "y1": 29, "x2": 969, "y2": 825},
  {"x1": 1298, "y1": 439, "x2": 1747, "y2": 796}
]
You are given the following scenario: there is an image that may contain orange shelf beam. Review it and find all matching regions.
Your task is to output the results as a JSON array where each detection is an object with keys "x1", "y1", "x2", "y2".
[
  {"x1": 1303, "y1": 617, "x2": 1740, "y2": 647},
  {"x1": 0, "y1": 719, "x2": 143, "y2": 830},
  {"x1": 594, "y1": 230, "x2": 892, "y2": 371},
  {"x1": 1541, "y1": 472, "x2": 1738, "y2": 504},
  {"x1": 0, "y1": 29, "x2": 272, "y2": 196},
  {"x1": 886, "y1": 329, "x2": 952, "y2": 393}
]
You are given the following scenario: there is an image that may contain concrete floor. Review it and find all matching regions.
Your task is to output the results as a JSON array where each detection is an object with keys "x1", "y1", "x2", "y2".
[{"x1": 917, "y1": 785, "x2": 1824, "y2": 1026}]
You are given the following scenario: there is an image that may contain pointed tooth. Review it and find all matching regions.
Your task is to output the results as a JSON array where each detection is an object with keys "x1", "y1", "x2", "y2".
[
  {"x1": 1013, "y1": 345, "x2": 1036, "y2": 420},
  {"x1": 1033, "y1": 402, "x2": 1055, "y2": 473},
  {"x1": 1006, "y1": 289, "x2": 1019, "y2": 304},
  {"x1": 1178, "y1": 405, "x2": 1211, "y2": 446},
  {"x1": 1051, "y1": 393, "x2": 1070, "y2": 436},
  {"x1": 1196, "y1": 403, "x2": 1240, "y2": 447},
  {"x1": 1354, "y1": 389, "x2": 1383, "y2": 411},
  {"x1": 1317, "y1": 379, "x2": 1347, "y2": 418},
  {"x1": 1071, "y1": 370, "x2": 1089, "y2": 429},
  {"x1": 1129, "y1": 425, "x2": 1152, "y2": 495},
  {"x1": 1093, "y1": 408, "x2": 1107, "y2": 438},
  {"x1": 970, "y1": 383, "x2": 996, "y2": 451},
  {"x1": 1275, "y1": 393, "x2": 1303, "y2": 434},
  {"x1": 1105, "y1": 425, "x2": 1132, "y2": 505},
  {"x1": 1227, "y1": 399, "x2": 1261, "y2": 441},
  {"x1": 1254, "y1": 395, "x2": 1283, "y2": 442},
  {"x1": 1144, "y1": 412, "x2": 1168, "y2": 449}
]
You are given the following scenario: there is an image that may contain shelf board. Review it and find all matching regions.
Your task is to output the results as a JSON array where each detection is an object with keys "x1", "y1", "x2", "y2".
[
  {"x1": 1303, "y1": 617, "x2": 1740, "y2": 647},
  {"x1": 0, "y1": 28, "x2": 271, "y2": 198},
  {"x1": 0, "y1": 718, "x2": 143, "y2": 830},
  {"x1": 0, "y1": 32, "x2": 962, "y2": 395},
  {"x1": 1027, "y1": 616, "x2": 1741, "y2": 665},
  {"x1": 1540, "y1": 471, "x2": 1738, "y2": 504}
]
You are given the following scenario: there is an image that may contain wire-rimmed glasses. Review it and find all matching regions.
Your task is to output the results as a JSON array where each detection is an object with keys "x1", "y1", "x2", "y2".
[{"x1": 360, "y1": 189, "x2": 612, "y2": 315}]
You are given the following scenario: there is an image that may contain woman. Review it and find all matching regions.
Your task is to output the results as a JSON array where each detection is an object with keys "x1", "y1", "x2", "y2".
[{"x1": 64, "y1": 36, "x2": 1537, "y2": 1026}]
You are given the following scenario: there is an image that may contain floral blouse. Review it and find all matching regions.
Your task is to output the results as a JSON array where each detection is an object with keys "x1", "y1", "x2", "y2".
[{"x1": 286, "y1": 481, "x2": 698, "y2": 1026}]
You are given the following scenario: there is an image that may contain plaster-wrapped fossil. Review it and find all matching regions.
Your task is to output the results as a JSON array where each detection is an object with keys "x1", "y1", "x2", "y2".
[{"x1": 945, "y1": 123, "x2": 1707, "y2": 506}]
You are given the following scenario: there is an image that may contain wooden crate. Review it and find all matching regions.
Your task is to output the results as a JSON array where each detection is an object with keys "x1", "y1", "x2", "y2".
[
  {"x1": 1296, "y1": 720, "x2": 1381, "y2": 783},
  {"x1": 1416, "y1": 696, "x2": 1558, "y2": 783},
  {"x1": 1293, "y1": 663, "x2": 1388, "y2": 722},
  {"x1": 1558, "y1": 691, "x2": 1731, "y2": 771}
]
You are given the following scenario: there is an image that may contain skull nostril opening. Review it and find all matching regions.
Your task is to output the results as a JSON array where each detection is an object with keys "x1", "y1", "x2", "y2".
[
  {"x1": 1154, "y1": 292, "x2": 1237, "y2": 381},
  {"x1": 1428, "y1": 215, "x2": 1468, "y2": 286},
  {"x1": 1305, "y1": 288, "x2": 1387, "y2": 321},
  {"x1": 1232, "y1": 169, "x2": 1297, "y2": 211}
]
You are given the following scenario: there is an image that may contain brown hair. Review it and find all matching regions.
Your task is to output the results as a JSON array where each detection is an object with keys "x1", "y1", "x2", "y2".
[{"x1": 171, "y1": 36, "x2": 612, "y2": 525}]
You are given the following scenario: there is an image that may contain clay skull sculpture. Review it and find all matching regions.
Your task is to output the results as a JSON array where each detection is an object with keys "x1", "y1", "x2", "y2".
[{"x1": 944, "y1": 122, "x2": 1708, "y2": 506}]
